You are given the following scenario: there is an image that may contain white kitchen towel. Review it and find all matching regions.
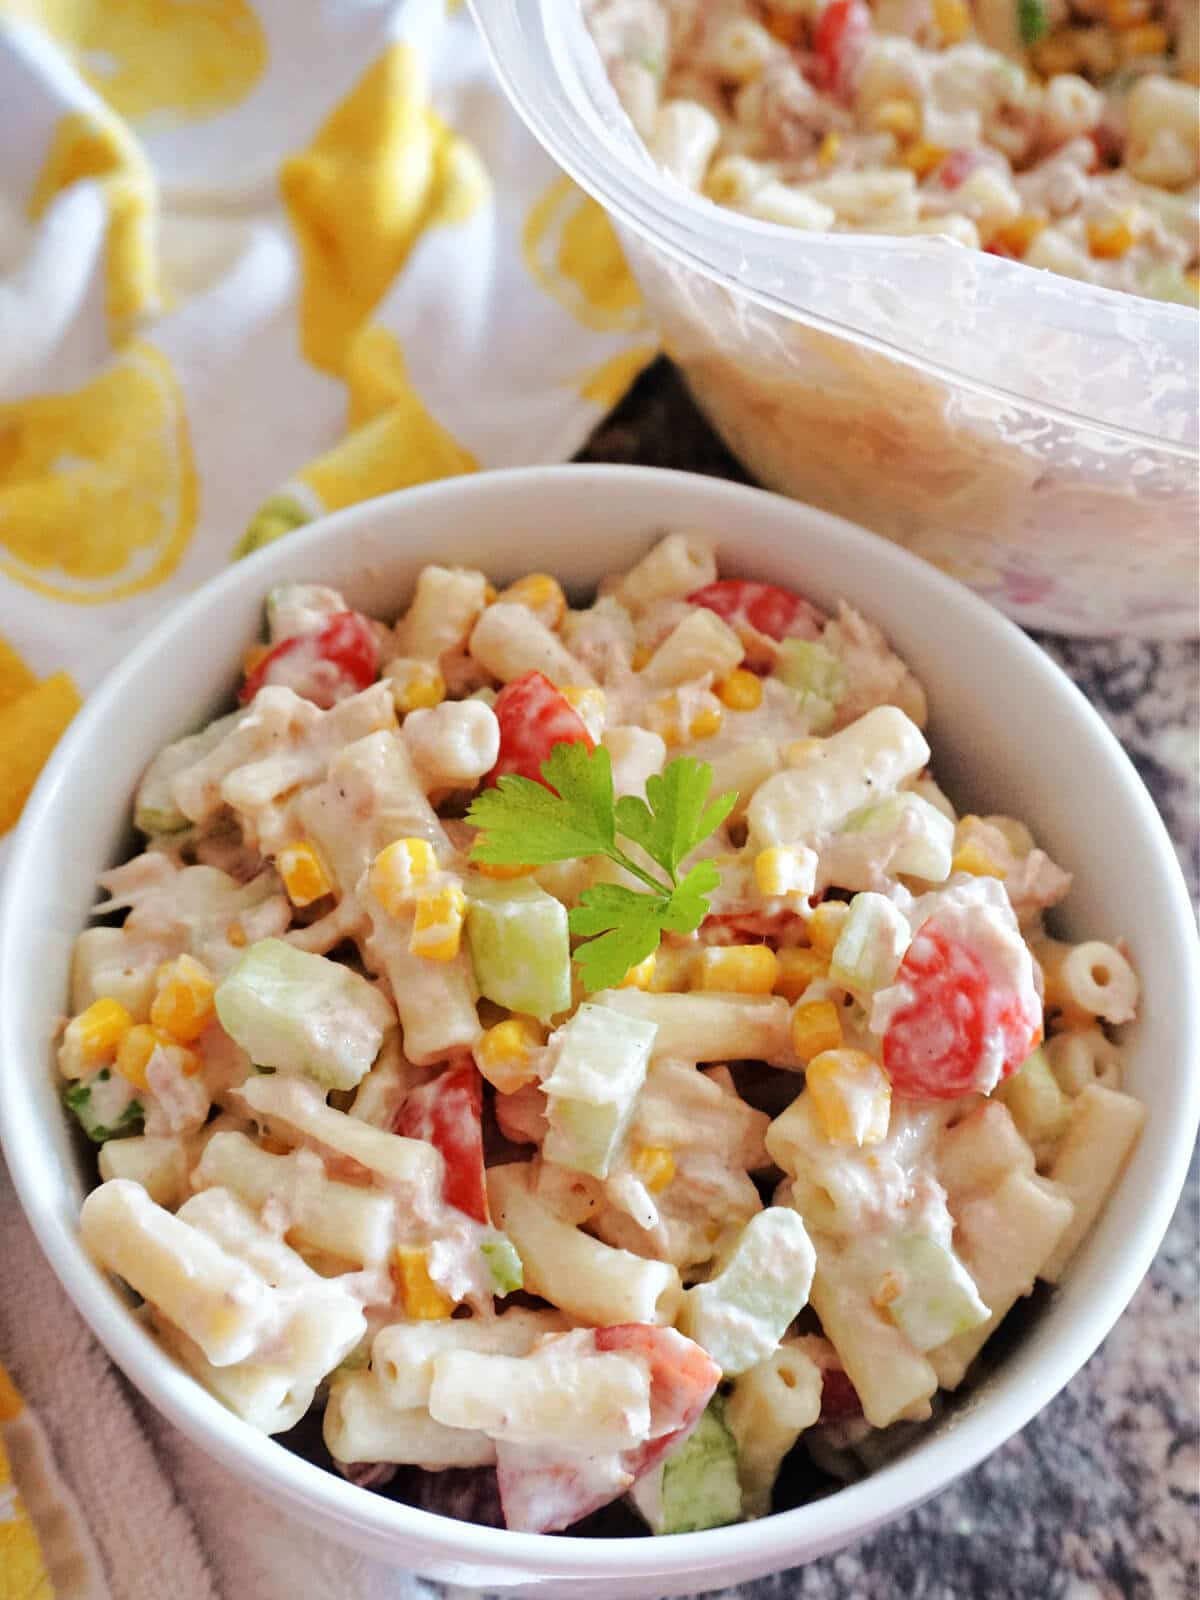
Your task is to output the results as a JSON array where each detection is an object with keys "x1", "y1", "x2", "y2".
[{"x1": 0, "y1": 2, "x2": 656, "y2": 1594}]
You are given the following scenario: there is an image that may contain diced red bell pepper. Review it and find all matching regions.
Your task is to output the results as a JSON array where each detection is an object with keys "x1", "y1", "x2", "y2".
[
  {"x1": 239, "y1": 610, "x2": 378, "y2": 709},
  {"x1": 394, "y1": 1061, "x2": 489, "y2": 1224},
  {"x1": 810, "y1": 0, "x2": 871, "y2": 102},
  {"x1": 938, "y1": 149, "x2": 977, "y2": 189},
  {"x1": 485, "y1": 670, "x2": 594, "y2": 789},
  {"x1": 687, "y1": 580, "x2": 825, "y2": 671},
  {"x1": 818, "y1": 1364, "x2": 863, "y2": 1423},
  {"x1": 882, "y1": 920, "x2": 1041, "y2": 1099}
]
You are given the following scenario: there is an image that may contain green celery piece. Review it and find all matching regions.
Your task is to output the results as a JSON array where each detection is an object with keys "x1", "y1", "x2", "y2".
[
  {"x1": 995, "y1": 1046, "x2": 1070, "y2": 1146},
  {"x1": 134, "y1": 711, "x2": 241, "y2": 835},
  {"x1": 678, "y1": 1208, "x2": 815, "y2": 1376},
  {"x1": 774, "y1": 640, "x2": 846, "y2": 735},
  {"x1": 1138, "y1": 264, "x2": 1200, "y2": 308},
  {"x1": 631, "y1": 1397, "x2": 743, "y2": 1534},
  {"x1": 1017, "y1": 0, "x2": 1048, "y2": 43},
  {"x1": 214, "y1": 939, "x2": 393, "y2": 1091},
  {"x1": 886, "y1": 1233, "x2": 990, "y2": 1352},
  {"x1": 540, "y1": 1003, "x2": 657, "y2": 1178},
  {"x1": 480, "y1": 1236, "x2": 524, "y2": 1296},
  {"x1": 838, "y1": 792, "x2": 954, "y2": 881},
  {"x1": 64, "y1": 1077, "x2": 143, "y2": 1144},
  {"x1": 465, "y1": 878, "x2": 571, "y2": 1022},
  {"x1": 828, "y1": 891, "x2": 911, "y2": 996}
]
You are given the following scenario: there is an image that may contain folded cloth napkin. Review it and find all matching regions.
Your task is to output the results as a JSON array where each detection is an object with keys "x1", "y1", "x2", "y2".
[{"x1": 0, "y1": 3, "x2": 657, "y2": 1594}]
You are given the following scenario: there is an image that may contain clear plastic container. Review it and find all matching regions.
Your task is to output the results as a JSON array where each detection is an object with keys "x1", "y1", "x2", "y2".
[{"x1": 471, "y1": 0, "x2": 1200, "y2": 637}]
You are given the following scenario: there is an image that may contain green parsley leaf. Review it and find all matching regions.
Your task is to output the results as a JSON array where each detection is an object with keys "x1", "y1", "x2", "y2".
[
  {"x1": 1017, "y1": 0, "x2": 1048, "y2": 45},
  {"x1": 467, "y1": 743, "x2": 616, "y2": 865},
  {"x1": 468, "y1": 742, "x2": 736, "y2": 992},
  {"x1": 614, "y1": 758, "x2": 737, "y2": 881}
]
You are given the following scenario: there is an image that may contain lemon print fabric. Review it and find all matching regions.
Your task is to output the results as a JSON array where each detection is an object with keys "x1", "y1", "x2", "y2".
[
  {"x1": 0, "y1": 342, "x2": 197, "y2": 605},
  {"x1": 9, "y1": 0, "x2": 267, "y2": 122},
  {"x1": 523, "y1": 174, "x2": 645, "y2": 335},
  {"x1": 282, "y1": 42, "x2": 489, "y2": 376}
]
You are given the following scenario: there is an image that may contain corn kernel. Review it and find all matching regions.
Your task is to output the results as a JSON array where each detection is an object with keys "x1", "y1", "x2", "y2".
[
  {"x1": 1032, "y1": 34, "x2": 1082, "y2": 74},
  {"x1": 873, "y1": 98, "x2": 921, "y2": 140},
  {"x1": 933, "y1": 0, "x2": 970, "y2": 43},
  {"x1": 391, "y1": 1249, "x2": 456, "y2": 1319},
  {"x1": 785, "y1": 737, "x2": 823, "y2": 765},
  {"x1": 150, "y1": 955, "x2": 216, "y2": 1043},
  {"x1": 226, "y1": 921, "x2": 247, "y2": 948},
  {"x1": 561, "y1": 685, "x2": 608, "y2": 740},
  {"x1": 951, "y1": 841, "x2": 1007, "y2": 879},
  {"x1": 1087, "y1": 214, "x2": 1136, "y2": 259},
  {"x1": 989, "y1": 213, "x2": 1047, "y2": 257},
  {"x1": 1118, "y1": 20, "x2": 1168, "y2": 55},
  {"x1": 754, "y1": 845, "x2": 817, "y2": 899},
  {"x1": 650, "y1": 944, "x2": 699, "y2": 992},
  {"x1": 817, "y1": 131, "x2": 841, "y2": 167},
  {"x1": 242, "y1": 643, "x2": 271, "y2": 677},
  {"x1": 475, "y1": 859, "x2": 534, "y2": 881},
  {"x1": 369, "y1": 837, "x2": 438, "y2": 915},
  {"x1": 59, "y1": 998, "x2": 133, "y2": 1079},
  {"x1": 632, "y1": 643, "x2": 654, "y2": 671},
  {"x1": 410, "y1": 885, "x2": 467, "y2": 962},
  {"x1": 650, "y1": 691, "x2": 723, "y2": 747},
  {"x1": 483, "y1": 581, "x2": 498, "y2": 604},
  {"x1": 765, "y1": 10, "x2": 804, "y2": 45},
  {"x1": 699, "y1": 944, "x2": 779, "y2": 995},
  {"x1": 791, "y1": 999, "x2": 845, "y2": 1062},
  {"x1": 716, "y1": 669, "x2": 764, "y2": 712},
  {"x1": 774, "y1": 947, "x2": 829, "y2": 1002},
  {"x1": 806, "y1": 1049, "x2": 891, "y2": 1146},
  {"x1": 633, "y1": 1145, "x2": 676, "y2": 1193},
  {"x1": 498, "y1": 573, "x2": 566, "y2": 630},
  {"x1": 1105, "y1": 0, "x2": 1149, "y2": 25},
  {"x1": 619, "y1": 952, "x2": 658, "y2": 990},
  {"x1": 116, "y1": 1024, "x2": 198, "y2": 1091},
  {"x1": 807, "y1": 900, "x2": 850, "y2": 956},
  {"x1": 474, "y1": 1016, "x2": 545, "y2": 1093},
  {"x1": 277, "y1": 840, "x2": 333, "y2": 907},
  {"x1": 689, "y1": 704, "x2": 723, "y2": 742},
  {"x1": 390, "y1": 660, "x2": 445, "y2": 713},
  {"x1": 904, "y1": 140, "x2": 948, "y2": 178}
]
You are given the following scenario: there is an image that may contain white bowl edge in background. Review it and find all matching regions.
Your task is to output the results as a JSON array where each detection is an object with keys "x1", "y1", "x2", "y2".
[{"x1": 2, "y1": 466, "x2": 1196, "y2": 1597}]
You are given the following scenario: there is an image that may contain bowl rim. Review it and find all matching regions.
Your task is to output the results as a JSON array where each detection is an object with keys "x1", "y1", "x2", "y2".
[
  {"x1": 468, "y1": 0, "x2": 1200, "y2": 462},
  {"x1": 2, "y1": 464, "x2": 1197, "y2": 1582}
]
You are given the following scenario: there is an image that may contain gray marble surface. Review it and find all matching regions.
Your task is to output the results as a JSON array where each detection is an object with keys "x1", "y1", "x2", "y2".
[{"x1": 574, "y1": 361, "x2": 1200, "y2": 1600}]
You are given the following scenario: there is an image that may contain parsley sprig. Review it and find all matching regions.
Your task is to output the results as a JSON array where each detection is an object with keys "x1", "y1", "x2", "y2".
[{"x1": 466, "y1": 744, "x2": 736, "y2": 992}]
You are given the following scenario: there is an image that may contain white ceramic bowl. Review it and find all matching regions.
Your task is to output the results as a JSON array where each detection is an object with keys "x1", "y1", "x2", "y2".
[{"x1": 2, "y1": 466, "x2": 1196, "y2": 1598}]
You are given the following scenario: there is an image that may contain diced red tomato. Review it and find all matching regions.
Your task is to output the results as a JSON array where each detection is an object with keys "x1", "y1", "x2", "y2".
[
  {"x1": 882, "y1": 920, "x2": 1041, "y2": 1099},
  {"x1": 394, "y1": 1061, "x2": 489, "y2": 1224},
  {"x1": 495, "y1": 1325, "x2": 720, "y2": 1532},
  {"x1": 810, "y1": 0, "x2": 871, "y2": 102},
  {"x1": 687, "y1": 580, "x2": 825, "y2": 671},
  {"x1": 938, "y1": 149, "x2": 977, "y2": 189},
  {"x1": 239, "y1": 610, "x2": 378, "y2": 709},
  {"x1": 486, "y1": 670, "x2": 594, "y2": 789},
  {"x1": 818, "y1": 1365, "x2": 862, "y2": 1424}
]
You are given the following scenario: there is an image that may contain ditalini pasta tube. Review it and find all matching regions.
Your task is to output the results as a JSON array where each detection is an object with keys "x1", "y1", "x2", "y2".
[
  {"x1": 363, "y1": 917, "x2": 482, "y2": 1065},
  {"x1": 1039, "y1": 1086, "x2": 1145, "y2": 1284},
  {"x1": 596, "y1": 989, "x2": 793, "y2": 1066},
  {"x1": 725, "y1": 1341, "x2": 823, "y2": 1519},
  {"x1": 487, "y1": 1164, "x2": 683, "y2": 1326},
  {"x1": 638, "y1": 608, "x2": 744, "y2": 689},
  {"x1": 324, "y1": 1372, "x2": 496, "y2": 1468},
  {"x1": 469, "y1": 603, "x2": 594, "y2": 688},
  {"x1": 80, "y1": 1180, "x2": 279, "y2": 1367},
  {"x1": 392, "y1": 564, "x2": 490, "y2": 661},
  {"x1": 192, "y1": 1132, "x2": 395, "y2": 1268},
  {"x1": 371, "y1": 1309, "x2": 568, "y2": 1410},
  {"x1": 747, "y1": 706, "x2": 930, "y2": 848}
]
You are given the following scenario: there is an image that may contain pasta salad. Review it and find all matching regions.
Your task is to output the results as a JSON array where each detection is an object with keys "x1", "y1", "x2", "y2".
[
  {"x1": 64, "y1": 536, "x2": 1145, "y2": 1534},
  {"x1": 586, "y1": 0, "x2": 1199, "y2": 304}
]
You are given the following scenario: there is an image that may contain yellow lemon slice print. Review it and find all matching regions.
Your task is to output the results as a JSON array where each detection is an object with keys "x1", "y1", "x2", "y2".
[
  {"x1": 0, "y1": 341, "x2": 198, "y2": 605},
  {"x1": 13, "y1": 0, "x2": 267, "y2": 122},
  {"x1": 0, "y1": 1374, "x2": 53, "y2": 1600},
  {"x1": 523, "y1": 174, "x2": 645, "y2": 334},
  {"x1": 281, "y1": 43, "x2": 489, "y2": 376}
]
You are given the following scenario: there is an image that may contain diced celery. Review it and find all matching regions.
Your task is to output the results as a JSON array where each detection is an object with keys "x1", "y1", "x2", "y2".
[
  {"x1": 134, "y1": 712, "x2": 241, "y2": 835},
  {"x1": 481, "y1": 1236, "x2": 524, "y2": 1296},
  {"x1": 465, "y1": 879, "x2": 571, "y2": 1022},
  {"x1": 774, "y1": 640, "x2": 847, "y2": 735},
  {"x1": 885, "y1": 1233, "x2": 989, "y2": 1352},
  {"x1": 1138, "y1": 265, "x2": 1199, "y2": 308},
  {"x1": 64, "y1": 1072, "x2": 143, "y2": 1144},
  {"x1": 995, "y1": 1046, "x2": 1070, "y2": 1146},
  {"x1": 540, "y1": 1004, "x2": 657, "y2": 1178},
  {"x1": 214, "y1": 939, "x2": 393, "y2": 1091},
  {"x1": 838, "y1": 792, "x2": 954, "y2": 882},
  {"x1": 678, "y1": 1208, "x2": 815, "y2": 1376},
  {"x1": 828, "y1": 892, "x2": 911, "y2": 997},
  {"x1": 631, "y1": 1397, "x2": 742, "y2": 1535}
]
